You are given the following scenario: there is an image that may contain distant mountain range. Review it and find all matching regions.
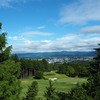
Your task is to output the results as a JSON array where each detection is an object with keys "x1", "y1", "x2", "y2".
[{"x1": 11, "y1": 51, "x2": 96, "y2": 59}]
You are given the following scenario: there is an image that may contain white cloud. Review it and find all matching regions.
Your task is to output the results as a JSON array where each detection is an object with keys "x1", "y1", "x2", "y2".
[
  {"x1": 59, "y1": 0, "x2": 100, "y2": 25},
  {"x1": 8, "y1": 36, "x2": 12, "y2": 39},
  {"x1": 80, "y1": 25, "x2": 100, "y2": 33},
  {"x1": 0, "y1": 0, "x2": 26, "y2": 7},
  {"x1": 57, "y1": 34, "x2": 79, "y2": 41},
  {"x1": 37, "y1": 26, "x2": 46, "y2": 29},
  {"x1": 11, "y1": 33, "x2": 100, "y2": 53},
  {"x1": 12, "y1": 40, "x2": 53, "y2": 53},
  {"x1": 21, "y1": 31, "x2": 53, "y2": 36},
  {"x1": 8, "y1": 36, "x2": 18, "y2": 40},
  {"x1": 8, "y1": 36, "x2": 31, "y2": 42}
]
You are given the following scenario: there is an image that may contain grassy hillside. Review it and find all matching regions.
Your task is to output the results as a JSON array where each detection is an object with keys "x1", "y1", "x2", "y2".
[{"x1": 20, "y1": 71, "x2": 87, "y2": 99}]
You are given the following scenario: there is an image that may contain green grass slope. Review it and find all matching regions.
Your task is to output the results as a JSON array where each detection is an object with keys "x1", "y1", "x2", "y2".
[{"x1": 20, "y1": 71, "x2": 87, "y2": 99}]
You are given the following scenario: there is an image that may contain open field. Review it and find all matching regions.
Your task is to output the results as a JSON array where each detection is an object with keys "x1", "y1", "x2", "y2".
[{"x1": 20, "y1": 71, "x2": 87, "y2": 99}]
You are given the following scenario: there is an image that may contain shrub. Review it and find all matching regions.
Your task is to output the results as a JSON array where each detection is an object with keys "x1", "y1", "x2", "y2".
[
  {"x1": 66, "y1": 66, "x2": 75, "y2": 76},
  {"x1": 69, "y1": 86, "x2": 89, "y2": 100},
  {"x1": 69, "y1": 73, "x2": 77, "y2": 77},
  {"x1": 56, "y1": 92, "x2": 70, "y2": 100},
  {"x1": 35, "y1": 71, "x2": 43, "y2": 79}
]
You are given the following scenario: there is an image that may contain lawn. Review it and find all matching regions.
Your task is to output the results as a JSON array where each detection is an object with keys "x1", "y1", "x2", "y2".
[{"x1": 20, "y1": 71, "x2": 87, "y2": 99}]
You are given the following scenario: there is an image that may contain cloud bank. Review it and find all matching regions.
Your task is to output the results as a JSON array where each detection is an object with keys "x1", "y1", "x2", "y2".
[
  {"x1": 21, "y1": 31, "x2": 53, "y2": 36},
  {"x1": 80, "y1": 26, "x2": 100, "y2": 34},
  {"x1": 59, "y1": 0, "x2": 100, "y2": 25},
  {"x1": 9, "y1": 34, "x2": 100, "y2": 53}
]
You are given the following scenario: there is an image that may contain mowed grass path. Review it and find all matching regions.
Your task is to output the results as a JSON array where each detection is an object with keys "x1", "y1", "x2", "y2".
[{"x1": 20, "y1": 71, "x2": 87, "y2": 99}]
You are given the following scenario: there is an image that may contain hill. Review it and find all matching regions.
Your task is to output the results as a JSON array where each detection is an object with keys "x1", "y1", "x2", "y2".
[{"x1": 11, "y1": 51, "x2": 96, "y2": 59}]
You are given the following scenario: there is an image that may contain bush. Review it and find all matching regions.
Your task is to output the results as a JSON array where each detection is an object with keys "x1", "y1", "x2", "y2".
[
  {"x1": 69, "y1": 86, "x2": 89, "y2": 100},
  {"x1": 35, "y1": 71, "x2": 43, "y2": 79},
  {"x1": 69, "y1": 73, "x2": 77, "y2": 77},
  {"x1": 66, "y1": 66, "x2": 75, "y2": 76},
  {"x1": 56, "y1": 92, "x2": 70, "y2": 100}
]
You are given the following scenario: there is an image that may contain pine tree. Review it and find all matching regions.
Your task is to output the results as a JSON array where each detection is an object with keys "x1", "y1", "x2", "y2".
[
  {"x1": 23, "y1": 81, "x2": 38, "y2": 100},
  {"x1": 0, "y1": 60, "x2": 21, "y2": 100},
  {"x1": 87, "y1": 44, "x2": 100, "y2": 99},
  {"x1": 44, "y1": 80, "x2": 59, "y2": 100},
  {"x1": 42, "y1": 59, "x2": 49, "y2": 71},
  {"x1": 0, "y1": 22, "x2": 21, "y2": 100},
  {"x1": 0, "y1": 23, "x2": 12, "y2": 63},
  {"x1": 11, "y1": 54, "x2": 19, "y2": 63}
]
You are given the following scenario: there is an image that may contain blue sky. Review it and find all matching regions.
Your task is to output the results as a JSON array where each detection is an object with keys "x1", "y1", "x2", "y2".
[{"x1": 0, "y1": 0, "x2": 100, "y2": 53}]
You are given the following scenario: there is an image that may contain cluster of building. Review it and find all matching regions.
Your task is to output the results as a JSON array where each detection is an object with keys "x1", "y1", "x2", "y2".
[{"x1": 46, "y1": 56, "x2": 93, "y2": 63}]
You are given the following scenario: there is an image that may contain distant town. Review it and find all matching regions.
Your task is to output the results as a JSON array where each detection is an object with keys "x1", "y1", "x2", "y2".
[{"x1": 36, "y1": 56, "x2": 93, "y2": 63}]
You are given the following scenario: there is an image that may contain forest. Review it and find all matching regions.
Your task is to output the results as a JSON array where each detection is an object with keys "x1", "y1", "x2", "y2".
[{"x1": 0, "y1": 22, "x2": 100, "y2": 100}]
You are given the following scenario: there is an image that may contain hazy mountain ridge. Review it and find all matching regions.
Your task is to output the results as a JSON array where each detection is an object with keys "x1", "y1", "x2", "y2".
[{"x1": 12, "y1": 51, "x2": 96, "y2": 59}]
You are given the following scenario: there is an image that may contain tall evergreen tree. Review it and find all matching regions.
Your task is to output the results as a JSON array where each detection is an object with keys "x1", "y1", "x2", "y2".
[
  {"x1": 44, "y1": 80, "x2": 59, "y2": 100},
  {"x1": 23, "y1": 81, "x2": 38, "y2": 100},
  {"x1": 0, "y1": 60, "x2": 21, "y2": 100},
  {"x1": 87, "y1": 44, "x2": 100, "y2": 99},
  {"x1": 0, "y1": 22, "x2": 21, "y2": 100},
  {"x1": 11, "y1": 54, "x2": 19, "y2": 63},
  {"x1": 0, "y1": 23, "x2": 12, "y2": 63},
  {"x1": 42, "y1": 59, "x2": 49, "y2": 71}
]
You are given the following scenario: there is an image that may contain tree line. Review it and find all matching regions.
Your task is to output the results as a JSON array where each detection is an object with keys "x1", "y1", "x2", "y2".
[
  {"x1": 50, "y1": 61, "x2": 89, "y2": 77},
  {"x1": 11, "y1": 55, "x2": 50, "y2": 79},
  {"x1": 10, "y1": 54, "x2": 90, "y2": 79}
]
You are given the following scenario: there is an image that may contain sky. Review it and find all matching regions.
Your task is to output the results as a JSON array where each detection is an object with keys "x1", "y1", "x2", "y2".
[{"x1": 0, "y1": 0, "x2": 100, "y2": 53}]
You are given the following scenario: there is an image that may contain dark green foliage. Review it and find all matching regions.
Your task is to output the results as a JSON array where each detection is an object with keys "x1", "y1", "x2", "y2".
[
  {"x1": 23, "y1": 81, "x2": 38, "y2": 100},
  {"x1": 0, "y1": 22, "x2": 2, "y2": 29},
  {"x1": 0, "y1": 23, "x2": 12, "y2": 62},
  {"x1": 56, "y1": 92, "x2": 70, "y2": 100},
  {"x1": 0, "y1": 60, "x2": 21, "y2": 100},
  {"x1": 44, "y1": 80, "x2": 59, "y2": 100},
  {"x1": 0, "y1": 23, "x2": 21, "y2": 100},
  {"x1": 66, "y1": 66, "x2": 75, "y2": 76},
  {"x1": 58, "y1": 63, "x2": 77, "y2": 77},
  {"x1": 20, "y1": 58, "x2": 35, "y2": 78},
  {"x1": 19, "y1": 58, "x2": 52, "y2": 79},
  {"x1": 67, "y1": 61, "x2": 89, "y2": 77},
  {"x1": 42, "y1": 59, "x2": 49, "y2": 71},
  {"x1": 58, "y1": 61, "x2": 89, "y2": 77},
  {"x1": 11, "y1": 54, "x2": 19, "y2": 63},
  {"x1": 50, "y1": 62, "x2": 60, "y2": 70},
  {"x1": 86, "y1": 44, "x2": 100, "y2": 99},
  {"x1": 70, "y1": 86, "x2": 89, "y2": 100},
  {"x1": 0, "y1": 33, "x2": 12, "y2": 62},
  {"x1": 35, "y1": 71, "x2": 43, "y2": 79},
  {"x1": 58, "y1": 63, "x2": 67, "y2": 74}
]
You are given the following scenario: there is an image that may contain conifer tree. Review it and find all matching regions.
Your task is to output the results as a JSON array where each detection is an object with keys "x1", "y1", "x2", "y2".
[
  {"x1": 11, "y1": 54, "x2": 19, "y2": 63},
  {"x1": 87, "y1": 44, "x2": 100, "y2": 99},
  {"x1": 0, "y1": 23, "x2": 12, "y2": 63},
  {"x1": 44, "y1": 80, "x2": 59, "y2": 100},
  {"x1": 23, "y1": 81, "x2": 38, "y2": 100},
  {"x1": 0, "y1": 22, "x2": 21, "y2": 100}
]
